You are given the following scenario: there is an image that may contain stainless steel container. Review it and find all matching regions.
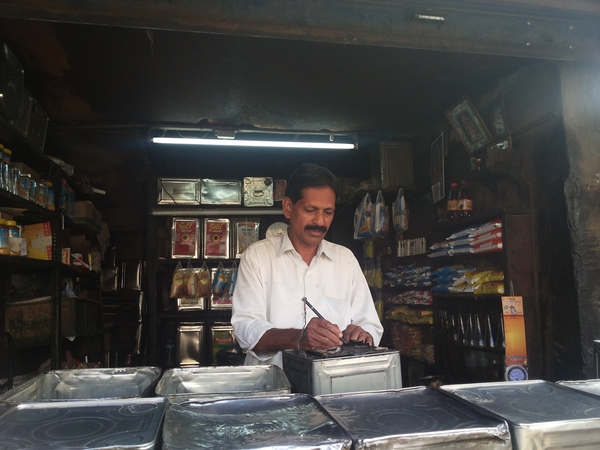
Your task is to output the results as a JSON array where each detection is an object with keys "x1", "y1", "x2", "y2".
[
  {"x1": 200, "y1": 179, "x2": 242, "y2": 204},
  {"x1": 556, "y1": 379, "x2": 600, "y2": 397},
  {"x1": 0, "y1": 367, "x2": 162, "y2": 403},
  {"x1": 441, "y1": 380, "x2": 600, "y2": 449},
  {"x1": 243, "y1": 176, "x2": 274, "y2": 206},
  {"x1": 158, "y1": 178, "x2": 201, "y2": 205},
  {"x1": 282, "y1": 345, "x2": 402, "y2": 395},
  {"x1": 316, "y1": 387, "x2": 512, "y2": 449},
  {"x1": 155, "y1": 365, "x2": 291, "y2": 403},
  {"x1": 162, "y1": 394, "x2": 352, "y2": 449},
  {"x1": 177, "y1": 323, "x2": 204, "y2": 366},
  {"x1": 0, "y1": 397, "x2": 166, "y2": 449}
]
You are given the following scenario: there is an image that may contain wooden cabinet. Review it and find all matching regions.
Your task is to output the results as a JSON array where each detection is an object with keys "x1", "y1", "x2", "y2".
[{"x1": 430, "y1": 210, "x2": 539, "y2": 383}]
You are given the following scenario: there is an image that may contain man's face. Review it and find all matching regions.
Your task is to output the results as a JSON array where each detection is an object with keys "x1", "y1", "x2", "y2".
[{"x1": 283, "y1": 186, "x2": 336, "y2": 251}]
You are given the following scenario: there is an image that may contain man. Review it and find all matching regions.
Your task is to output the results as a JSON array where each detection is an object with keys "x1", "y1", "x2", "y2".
[{"x1": 232, "y1": 163, "x2": 383, "y2": 368}]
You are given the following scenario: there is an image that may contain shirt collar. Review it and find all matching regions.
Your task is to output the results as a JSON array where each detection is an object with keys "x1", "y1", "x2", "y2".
[{"x1": 277, "y1": 230, "x2": 335, "y2": 261}]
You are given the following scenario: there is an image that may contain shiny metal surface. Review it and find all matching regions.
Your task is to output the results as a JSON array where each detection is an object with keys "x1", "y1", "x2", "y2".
[
  {"x1": 283, "y1": 347, "x2": 402, "y2": 395},
  {"x1": 442, "y1": 380, "x2": 600, "y2": 449},
  {"x1": 200, "y1": 179, "x2": 242, "y2": 205},
  {"x1": 557, "y1": 379, "x2": 600, "y2": 397},
  {"x1": 0, "y1": 397, "x2": 166, "y2": 449},
  {"x1": 162, "y1": 394, "x2": 352, "y2": 449},
  {"x1": 0, "y1": 367, "x2": 162, "y2": 403},
  {"x1": 156, "y1": 365, "x2": 291, "y2": 403},
  {"x1": 316, "y1": 387, "x2": 511, "y2": 449}
]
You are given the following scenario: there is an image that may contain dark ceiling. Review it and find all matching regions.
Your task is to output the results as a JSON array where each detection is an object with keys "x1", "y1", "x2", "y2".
[{"x1": 0, "y1": 17, "x2": 536, "y2": 211}]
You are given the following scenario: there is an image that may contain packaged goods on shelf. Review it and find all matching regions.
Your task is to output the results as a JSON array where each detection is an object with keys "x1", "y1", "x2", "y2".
[
  {"x1": 158, "y1": 178, "x2": 201, "y2": 205},
  {"x1": 388, "y1": 290, "x2": 432, "y2": 305},
  {"x1": 389, "y1": 321, "x2": 435, "y2": 365},
  {"x1": 22, "y1": 221, "x2": 52, "y2": 260},
  {"x1": 171, "y1": 218, "x2": 200, "y2": 259},
  {"x1": 385, "y1": 264, "x2": 431, "y2": 288},
  {"x1": 469, "y1": 218, "x2": 502, "y2": 237},
  {"x1": 386, "y1": 305, "x2": 434, "y2": 325},
  {"x1": 432, "y1": 265, "x2": 476, "y2": 276},
  {"x1": 203, "y1": 218, "x2": 230, "y2": 259},
  {"x1": 397, "y1": 237, "x2": 427, "y2": 257}
]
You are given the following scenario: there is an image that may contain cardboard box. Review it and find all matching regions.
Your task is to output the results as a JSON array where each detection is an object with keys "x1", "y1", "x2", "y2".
[
  {"x1": 73, "y1": 200, "x2": 102, "y2": 233},
  {"x1": 5, "y1": 296, "x2": 101, "y2": 344},
  {"x1": 22, "y1": 221, "x2": 52, "y2": 260}
]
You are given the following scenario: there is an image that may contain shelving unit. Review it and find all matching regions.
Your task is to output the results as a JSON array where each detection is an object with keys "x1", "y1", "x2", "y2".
[
  {"x1": 429, "y1": 210, "x2": 539, "y2": 383},
  {"x1": 0, "y1": 117, "x2": 102, "y2": 373},
  {"x1": 145, "y1": 175, "x2": 285, "y2": 367}
]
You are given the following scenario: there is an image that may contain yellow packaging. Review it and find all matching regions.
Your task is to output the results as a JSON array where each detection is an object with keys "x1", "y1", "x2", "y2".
[{"x1": 22, "y1": 221, "x2": 52, "y2": 260}]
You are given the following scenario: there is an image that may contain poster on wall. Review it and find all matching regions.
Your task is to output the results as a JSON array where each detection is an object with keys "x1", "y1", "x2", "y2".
[
  {"x1": 445, "y1": 95, "x2": 493, "y2": 155},
  {"x1": 431, "y1": 132, "x2": 445, "y2": 204}
]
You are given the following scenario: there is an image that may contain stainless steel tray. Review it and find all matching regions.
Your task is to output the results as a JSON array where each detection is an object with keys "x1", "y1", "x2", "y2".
[
  {"x1": 316, "y1": 387, "x2": 511, "y2": 449},
  {"x1": 441, "y1": 380, "x2": 600, "y2": 449},
  {"x1": 0, "y1": 367, "x2": 162, "y2": 403},
  {"x1": 155, "y1": 365, "x2": 291, "y2": 403},
  {"x1": 0, "y1": 397, "x2": 166, "y2": 449},
  {"x1": 162, "y1": 394, "x2": 352, "y2": 449}
]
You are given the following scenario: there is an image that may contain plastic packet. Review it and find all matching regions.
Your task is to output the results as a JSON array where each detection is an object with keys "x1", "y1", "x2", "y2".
[
  {"x1": 392, "y1": 188, "x2": 409, "y2": 233},
  {"x1": 212, "y1": 261, "x2": 231, "y2": 297},
  {"x1": 170, "y1": 260, "x2": 197, "y2": 298},
  {"x1": 374, "y1": 190, "x2": 389, "y2": 238},
  {"x1": 354, "y1": 193, "x2": 374, "y2": 239},
  {"x1": 228, "y1": 261, "x2": 238, "y2": 296},
  {"x1": 197, "y1": 262, "x2": 212, "y2": 298}
]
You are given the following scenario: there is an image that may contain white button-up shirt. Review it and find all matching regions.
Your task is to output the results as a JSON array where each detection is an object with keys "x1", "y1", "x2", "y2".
[{"x1": 231, "y1": 231, "x2": 384, "y2": 368}]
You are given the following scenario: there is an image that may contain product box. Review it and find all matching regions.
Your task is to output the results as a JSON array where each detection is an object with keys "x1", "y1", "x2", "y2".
[
  {"x1": 210, "y1": 324, "x2": 236, "y2": 365},
  {"x1": 203, "y1": 218, "x2": 230, "y2": 259},
  {"x1": 22, "y1": 221, "x2": 52, "y2": 260},
  {"x1": 73, "y1": 201, "x2": 102, "y2": 233}
]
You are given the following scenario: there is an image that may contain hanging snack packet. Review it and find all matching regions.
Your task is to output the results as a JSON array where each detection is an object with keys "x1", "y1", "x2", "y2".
[
  {"x1": 212, "y1": 261, "x2": 231, "y2": 297},
  {"x1": 228, "y1": 261, "x2": 238, "y2": 296},
  {"x1": 354, "y1": 193, "x2": 374, "y2": 239},
  {"x1": 169, "y1": 260, "x2": 197, "y2": 298},
  {"x1": 374, "y1": 190, "x2": 389, "y2": 238},
  {"x1": 197, "y1": 262, "x2": 212, "y2": 298},
  {"x1": 392, "y1": 188, "x2": 409, "y2": 233}
]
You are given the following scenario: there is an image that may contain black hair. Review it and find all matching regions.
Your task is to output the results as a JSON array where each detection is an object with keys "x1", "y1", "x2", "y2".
[{"x1": 285, "y1": 163, "x2": 339, "y2": 204}]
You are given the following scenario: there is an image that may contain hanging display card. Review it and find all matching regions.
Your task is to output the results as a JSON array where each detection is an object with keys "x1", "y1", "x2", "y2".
[
  {"x1": 234, "y1": 221, "x2": 260, "y2": 258},
  {"x1": 171, "y1": 218, "x2": 200, "y2": 259},
  {"x1": 502, "y1": 295, "x2": 529, "y2": 381},
  {"x1": 203, "y1": 218, "x2": 230, "y2": 259}
]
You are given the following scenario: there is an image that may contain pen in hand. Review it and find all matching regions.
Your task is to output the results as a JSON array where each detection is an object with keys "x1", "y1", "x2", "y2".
[{"x1": 301, "y1": 297, "x2": 348, "y2": 344}]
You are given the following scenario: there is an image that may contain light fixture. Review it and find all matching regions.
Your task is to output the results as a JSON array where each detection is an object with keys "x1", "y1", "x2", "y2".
[{"x1": 150, "y1": 128, "x2": 358, "y2": 150}]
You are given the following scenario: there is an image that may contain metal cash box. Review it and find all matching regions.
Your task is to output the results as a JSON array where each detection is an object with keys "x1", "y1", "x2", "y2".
[{"x1": 282, "y1": 344, "x2": 402, "y2": 395}]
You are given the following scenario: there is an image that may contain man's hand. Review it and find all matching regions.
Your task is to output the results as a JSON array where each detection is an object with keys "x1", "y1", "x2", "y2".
[
  {"x1": 298, "y1": 317, "x2": 344, "y2": 350},
  {"x1": 343, "y1": 324, "x2": 374, "y2": 345}
]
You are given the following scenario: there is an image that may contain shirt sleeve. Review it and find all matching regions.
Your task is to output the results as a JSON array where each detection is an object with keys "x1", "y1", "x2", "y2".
[{"x1": 231, "y1": 244, "x2": 277, "y2": 361}]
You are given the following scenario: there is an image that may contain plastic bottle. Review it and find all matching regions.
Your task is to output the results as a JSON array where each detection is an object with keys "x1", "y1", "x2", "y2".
[
  {"x1": 458, "y1": 180, "x2": 472, "y2": 217},
  {"x1": 1, "y1": 148, "x2": 10, "y2": 164},
  {"x1": 6, "y1": 220, "x2": 19, "y2": 256},
  {"x1": 446, "y1": 182, "x2": 459, "y2": 220},
  {"x1": 0, "y1": 219, "x2": 9, "y2": 256}
]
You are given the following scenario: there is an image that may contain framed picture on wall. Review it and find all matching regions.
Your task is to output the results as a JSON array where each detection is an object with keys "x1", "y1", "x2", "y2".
[
  {"x1": 431, "y1": 132, "x2": 445, "y2": 204},
  {"x1": 445, "y1": 95, "x2": 493, "y2": 155},
  {"x1": 489, "y1": 99, "x2": 511, "y2": 139}
]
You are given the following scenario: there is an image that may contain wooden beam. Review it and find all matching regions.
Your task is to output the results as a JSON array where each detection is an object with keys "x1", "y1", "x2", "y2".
[{"x1": 0, "y1": 0, "x2": 599, "y2": 61}]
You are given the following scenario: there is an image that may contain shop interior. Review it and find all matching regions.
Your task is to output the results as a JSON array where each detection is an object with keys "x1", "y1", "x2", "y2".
[{"x1": 1, "y1": 3, "x2": 599, "y2": 394}]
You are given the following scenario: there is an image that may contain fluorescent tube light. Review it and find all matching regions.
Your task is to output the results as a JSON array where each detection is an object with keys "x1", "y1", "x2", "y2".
[{"x1": 151, "y1": 136, "x2": 355, "y2": 150}]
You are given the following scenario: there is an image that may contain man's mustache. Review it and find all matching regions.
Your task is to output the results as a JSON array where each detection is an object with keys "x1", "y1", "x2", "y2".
[{"x1": 305, "y1": 225, "x2": 328, "y2": 233}]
